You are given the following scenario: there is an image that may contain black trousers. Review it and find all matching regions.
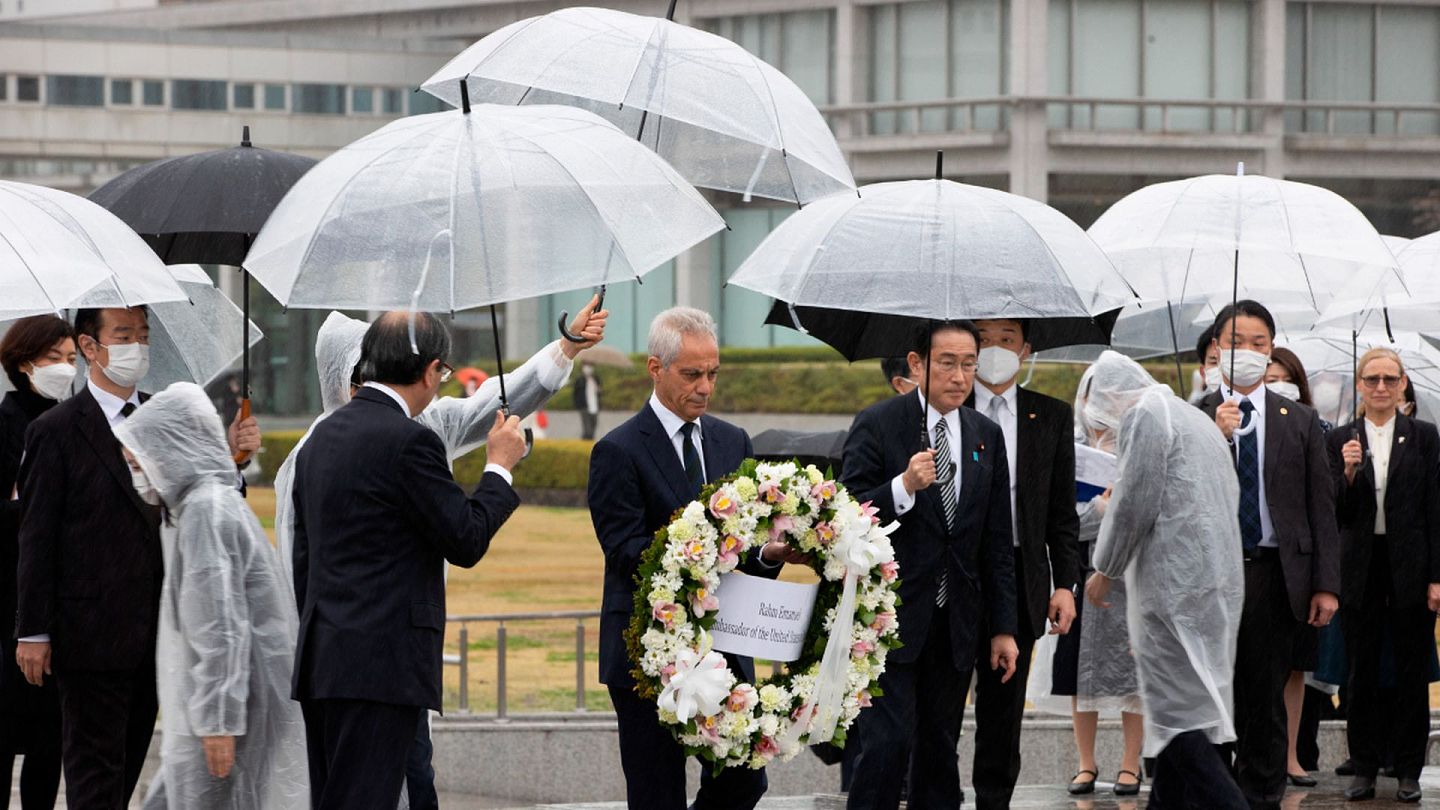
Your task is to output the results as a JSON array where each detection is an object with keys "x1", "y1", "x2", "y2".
[
  {"x1": 970, "y1": 549, "x2": 1036, "y2": 810},
  {"x1": 1148, "y1": 730, "x2": 1248, "y2": 810},
  {"x1": 580, "y1": 411, "x2": 600, "y2": 441},
  {"x1": 1344, "y1": 538, "x2": 1433, "y2": 781},
  {"x1": 406, "y1": 709, "x2": 439, "y2": 810},
  {"x1": 302, "y1": 697, "x2": 420, "y2": 810},
  {"x1": 608, "y1": 681, "x2": 766, "y2": 810},
  {"x1": 1232, "y1": 552, "x2": 1299, "y2": 804},
  {"x1": 848, "y1": 607, "x2": 970, "y2": 810},
  {"x1": 54, "y1": 665, "x2": 156, "y2": 810}
]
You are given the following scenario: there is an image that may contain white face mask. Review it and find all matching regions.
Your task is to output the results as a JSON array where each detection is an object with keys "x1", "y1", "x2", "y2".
[
  {"x1": 99, "y1": 342, "x2": 149, "y2": 389},
  {"x1": 976, "y1": 346, "x2": 1022, "y2": 386},
  {"x1": 1222, "y1": 349, "x2": 1269, "y2": 389},
  {"x1": 26, "y1": 362, "x2": 76, "y2": 400},
  {"x1": 130, "y1": 465, "x2": 161, "y2": 506},
  {"x1": 1266, "y1": 381, "x2": 1301, "y2": 402},
  {"x1": 1204, "y1": 365, "x2": 1222, "y2": 391}
]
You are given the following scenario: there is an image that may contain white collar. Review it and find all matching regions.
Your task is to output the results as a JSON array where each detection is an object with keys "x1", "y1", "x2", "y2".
[
  {"x1": 87, "y1": 377, "x2": 141, "y2": 421},
  {"x1": 915, "y1": 387, "x2": 962, "y2": 435},
  {"x1": 1366, "y1": 413, "x2": 1397, "y2": 433},
  {"x1": 973, "y1": 383, "x2": 1018, "y2": 414},
  {"x1": 1221, "y1": 384, "x2": 1267, "y2": 416},
  {"x1": 649, "y1": 392, "x2": 698, "y2": 440},
  {"x1": 363, "y1": 381, "x2": 413, "y2": 418}
]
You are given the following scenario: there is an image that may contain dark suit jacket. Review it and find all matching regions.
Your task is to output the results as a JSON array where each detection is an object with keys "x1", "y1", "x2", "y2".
[
  {"x1": 841, "y1": 392, "x2": 1016, "y2": 670},
  {"x1": 588, "y1": 403, "x2": 768, "y2": 687},
  {"x1": 1327, "y1": 414, "x2": 1440, "y2": 608},
  {"x1": 1198, "y1": 389, "x2": 1342, "y2": 619},
  {"x1": 290, "y1": 387, "x2": 519, "y2": 710},
  {"x1": 14, "y1": 387, "x2": 162, "y2": 672},
  {"x1": 965, "y1": 387, "x2": 1081, "y2": 637}
]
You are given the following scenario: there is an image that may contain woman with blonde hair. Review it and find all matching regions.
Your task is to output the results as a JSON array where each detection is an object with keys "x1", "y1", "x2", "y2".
[{"x1": 1327, "y1": 347, "x2": 1440, "y2": 803}]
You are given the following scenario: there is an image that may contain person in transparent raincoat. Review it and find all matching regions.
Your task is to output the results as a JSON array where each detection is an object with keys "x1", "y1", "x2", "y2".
[
  {"x1": 113, "y1": 383, "x2": 307, "y2": 809},
  {"x1": 273, "y1": 296, "x2": 606, "y2": 598},
  {"x1": 1080, "y1": 351, "x2": 1248, "y2": 810}
]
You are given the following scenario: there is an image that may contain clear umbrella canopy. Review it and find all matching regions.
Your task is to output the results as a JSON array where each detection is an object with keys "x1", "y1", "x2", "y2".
[
  {"x1": 1087, "y1": 173, "x2": 1400, "y2": 321},
  {"x1": 420, "y1": 6, "x2": 855, "y2": 206},
  {"x1": 1037, "y1": 300, "x2": 1210, "y2": 363},
  {"x1": 1318, "y1": 230, "x2": 1440, "y2": 335},
  {"x1": 1281, "y1": 331, "x2": 1440, "y2": 425},
  {"x1": 0, "y1": 180, "x2": 188, "y2": 318},
  {"x1": 244, "y1": 104, "x2": 725, "y2": 312},
  {"x1": 727, "y1": 178, "x2": 1134, "y2": 321}
]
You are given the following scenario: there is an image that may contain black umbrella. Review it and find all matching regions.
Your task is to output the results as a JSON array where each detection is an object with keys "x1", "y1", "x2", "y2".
[
  {"x1": 751, "y1": 428, "x2": 848, "y2": 472},
  {"x1": 90, "y1": 126, "x2": 316, "y2": 460}
]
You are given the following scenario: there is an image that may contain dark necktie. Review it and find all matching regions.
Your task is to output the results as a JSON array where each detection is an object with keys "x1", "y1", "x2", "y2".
[
  {"x1": 679, "y1": 422, "x2": 704, "y2": 495},
  {"x1": 1236, "y1": 400, "x2": 1262, "y2": 551},
  {"x1": 120, "y1": 402, "x2": 137, "y2": 419},
  {"x1": 933, "y1": 419, "x2": 957, "y2": 607}
]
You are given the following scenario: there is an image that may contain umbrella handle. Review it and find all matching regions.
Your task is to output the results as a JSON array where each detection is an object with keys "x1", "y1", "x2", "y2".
[
  {"x1": 559, "y1": 285, "x2": 607, "y2": 343},
  {"x1": 232, "y1": 398, "x2": 253, "y2": 465}
]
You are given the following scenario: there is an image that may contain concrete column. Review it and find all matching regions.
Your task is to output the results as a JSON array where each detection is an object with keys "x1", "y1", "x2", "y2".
[
  {"x1": 674, "y1": 239, "x2": 716, "y2": 315},
  {"x1": 1254, "y1": 0, "x2": 1288, "y2": 178},
  {"x1": 832, "y1": 0, "x2": 863, "y2": 143},
  {"x1": 1007, "y1": 0, "x2": 1049, "y2": 201},
  {"x1": 504, "y1": 298, "x2": 539, "y2": 358}
]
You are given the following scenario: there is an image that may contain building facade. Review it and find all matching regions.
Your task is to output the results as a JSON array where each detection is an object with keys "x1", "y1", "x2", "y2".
[{"x1": 5, "y1": 0, "x2": 1440, "y2": 413}]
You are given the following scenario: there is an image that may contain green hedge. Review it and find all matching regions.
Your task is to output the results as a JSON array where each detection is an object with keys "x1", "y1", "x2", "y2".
[{"x1": 255, "y1": 429, "x2": 594, "y2": 491}]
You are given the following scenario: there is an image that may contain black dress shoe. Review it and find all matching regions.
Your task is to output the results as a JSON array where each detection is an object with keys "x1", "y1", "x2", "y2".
[
  {"x1": 1397, "y1": 777, "x2": 1422, "y2": 803},
  {"x1": 1346, "y1": 775, "x2": 1377, "y2": 801},
  {"x1": 1287, "y1": 772, "x2": 1318, "y2": 787},
  {"x1": 1114, "y1": 769, "x2": 1142, "y2": 797},
  {"x1": 1067, "y1": 769, "x2": 1098, "y2": 795},
  {"x1": 1337, "y1": 758, "x2": 1357, "y2": 776}
]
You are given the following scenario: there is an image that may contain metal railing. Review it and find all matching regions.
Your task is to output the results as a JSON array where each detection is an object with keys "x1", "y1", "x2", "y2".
[
  {"x1": 818, "y1": 94, "x2": 1440, "y2": 139},
  {"x1": 444, "y1": 609, "x2": 601, "y2": 719}
]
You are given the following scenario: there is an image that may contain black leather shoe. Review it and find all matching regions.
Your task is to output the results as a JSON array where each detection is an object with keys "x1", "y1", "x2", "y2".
[
  {"x1": 1114, "y1": 769, "x2": 1142, "y2": 796},
  {"x1": 1346, "y1": 776, "x2": 1377, "y2": 801},
  {"x1": 1337, "y1": 758, "x2": 1357, "y2": 776},
  {"x1": 1287, "y1": 772, "x2": 1318, "y2": 787},
  {"x1": 1397, "y1": 777, "x2": 1422, "y2": 803},
  {"x1": 1067, "y1": 769, "x2": 1098, "y2": 795}
]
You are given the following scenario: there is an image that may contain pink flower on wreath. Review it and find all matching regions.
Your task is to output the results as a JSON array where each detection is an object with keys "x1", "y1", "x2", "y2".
[
  {"x1": 871, "y1": 611, "x2": 896, "y2": 633},
  {"x1": 857, "y1": 690, "x2": 873, "y2": 709},
  {"x1": 697, "y1": 714, "x2": 722, "y2": 742},
  {"x1": 682, "y1": 538, "x2": 709, "y2": 562},
  {"x1": 756, "y1": 735, "x2": 782, "y2": 759},
  {"x1": 859, "y1": 501, "x2": 883, "y2": 525},
  {"x1": 689, "y1": 587, "x2": 720, "y2": 617},
  {"x1": 768, "y1": 514, "x2": 796, "y2": 543},
  {"x1": 813, "y1": 521, "x2": 836, "y2": 547},
  {"x1": 851, "y1": 639, "x2": 876, "y2": 659},
  {"x1": 811, "y1": 480, "x2": 838, "y2": 501},
  {"x1": 660, "y1": 663, "x2": 677, "y2": 685},
  {"x1": 709, "y1": 489, "x2": 739, "y2": 520},
  {"x1": 717, "y1": 534, "x2": 744, "y2": 568},
  {"x1": 727, "y1": 684, "x2": 758, "y2": 713},
  {"x1": 652, "y1": 601, "x2": 682, "y2": 630},
  {"x1": 759, "y1": 482, "x2": 783, "y2": 504},
  {"x1": 879, "y1": 560, "x2": 899, "y2": 582}
]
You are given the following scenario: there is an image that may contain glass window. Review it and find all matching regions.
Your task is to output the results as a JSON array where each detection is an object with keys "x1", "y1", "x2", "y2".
[
  {"x1": 233, "y1": 82, "x2": 255, "y2": 109},
  {"x1": 382, "y1": 87, "x2": 403, "y2": 114},
  {"x1": 142, "y1": 79, "x2": 164, "y2": 106},
  {"x1": 408, "y1": 91, "x2": 446, "y2": 115},
  {"x1": 171, "y1": 79, "x2": 227, "y2": 110},
  {"x1": 0, "y1": 75, "x2": 8, "y2": 102},
  {"x1": 952, "y1": 0, "x2": 1005, "y2": 130},
  {"x1": 46, "y1": 75, "x2": 104, "y2": 106},
  {"x1": 716, "y1": 208, "x2": 816, "y2": 347},
  {"x1": 353, "y1": 86, "x2": 373, "y2": 113},
  {"x1": 869, "y1": 4, "x2": 898, "y2": 134},
  {"x1": 1306, "y1": 4, "x2": 1373, "y2": 133},
  {"x1": 1072, "y1": 0, "x2": 1141, "y2": 128},
  {"x1": 866, "y1": 1, "x2": 1006, "y2": 133},
  {"x1": 292, "y1": 83, "x2": 346, "y2": 114},
  {"x1": 1143, "y1": 0, "x2": 1209, "y2": 130},
  {"x1": 1047, "y1": 0, "x2": 1071, "y2": 127},
  {"x1": 263, "y1": 83, "x2": 285, "y2": 110},
  {"x1": 110, "y1": 78, "x2": 132, "y2": 105},
  {"x1": 1377, "y1": 5, "x2": 1440, "y2": 134},
  {"x1": 705, "y1": 10, "x2": 835, "y2": 106},
  {"x1": 17, "y1": 75, "x2": 41, "y2": 102}
]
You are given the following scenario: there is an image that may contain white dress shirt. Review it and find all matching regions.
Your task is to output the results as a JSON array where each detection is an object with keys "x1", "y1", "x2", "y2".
[
  {"x1": 364, "y1": 381, "x2": 512, "y2": 486},
  {"x1": 891, "y1": 388, "x2": 963, "y2": 517},
  {"x1": 974, "y1": 384, "x2": 1020, "y2": 546},
  {"x1": 1365, "y1": 414, "x2": 1396, "y2": 535},
  {"x1": 1224, "y1": 385, "x2": 1276, "y2": 548},
  {"x1": 649, "y1": 393, "x2": 705, "y2": 482}
]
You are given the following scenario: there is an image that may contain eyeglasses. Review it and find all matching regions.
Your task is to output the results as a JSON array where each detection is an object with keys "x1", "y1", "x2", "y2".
[
  {"x1": 930, "y1": 357, "x2": 980, "y2": 376},
  {"x1": 438, "y1": 362, "x2": 454, "y2": 383},
  {"x1": 1359, "y1": 374, "x2": 1402, "y2": 389}
]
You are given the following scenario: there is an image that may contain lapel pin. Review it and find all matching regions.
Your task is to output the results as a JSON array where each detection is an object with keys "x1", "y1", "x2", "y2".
[
  {"x1": 1028, "y1": 412, "x2": 1037, "y2": 419},
  {"x1": 1280, "y1": 407, "x2": 1288, "y2": 415},
  {"x1": 1399, "y1": 435, "x2": 1406, "y2": 444}
]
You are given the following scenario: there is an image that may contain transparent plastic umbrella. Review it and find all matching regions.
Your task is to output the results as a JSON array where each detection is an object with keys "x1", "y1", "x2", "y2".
[
  {"x1": 0, "y1": 180, "x2": 188, "y2": 318},
  {"x1": 1281, "y1": 331, "x2": 1440, "y2": 425},
  {"x1": 1037, "y1": 300, "x2": 1211, "y2": 364},
  {"x1": 1319, "y1": 230, "x2": 1440, "y2": 336},
  {"x1": 420, "y1": 5, "x2": 855, "y2": 207}
]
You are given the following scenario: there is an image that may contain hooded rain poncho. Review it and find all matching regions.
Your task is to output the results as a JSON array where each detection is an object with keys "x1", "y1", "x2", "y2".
[
  {"x1": 1084, "y1": 351, "x2": 1244, "y2": 756},
  {"x1": 114, "y1": 383, "x2": 307, "y2": 809}
]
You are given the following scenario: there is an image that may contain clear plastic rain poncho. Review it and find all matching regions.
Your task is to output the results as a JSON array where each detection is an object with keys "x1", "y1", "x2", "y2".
[
  {"x1": 1083, "y1": 351, "x2": 1244, "y2": 756},
  {"x1": 272, "y1": 312, "x2": 573, "y2": 600},
  {"x1": 113, "y1": 383, "x2": 307, "y2": 809}
]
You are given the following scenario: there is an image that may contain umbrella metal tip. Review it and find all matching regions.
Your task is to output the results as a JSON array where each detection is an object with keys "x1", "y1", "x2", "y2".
[{"x1": 241, "y1": 125, "x2": 252, "y2": 147}]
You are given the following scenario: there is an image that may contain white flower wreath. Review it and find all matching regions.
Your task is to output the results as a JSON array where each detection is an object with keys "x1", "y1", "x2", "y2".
[{"x1": 626, "y1": 459, "x2": 903, "y2": 769}]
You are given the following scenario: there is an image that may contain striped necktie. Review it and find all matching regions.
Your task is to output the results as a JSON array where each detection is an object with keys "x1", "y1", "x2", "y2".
[{"x1": 934, "y1": 418, "x2": 957, "y2": 607}]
